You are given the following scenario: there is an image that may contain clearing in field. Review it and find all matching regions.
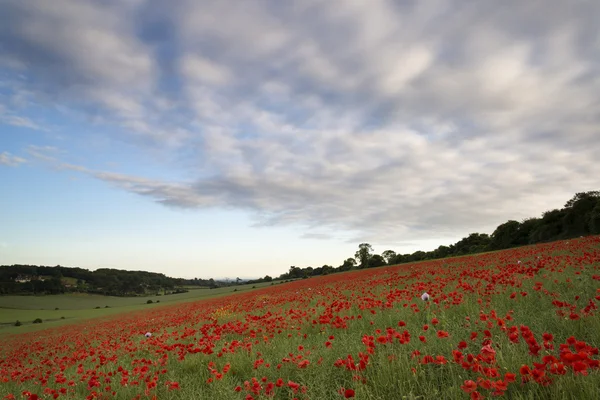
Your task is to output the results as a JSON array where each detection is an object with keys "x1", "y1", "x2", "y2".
[{"x1": 0, "y1": 237, "x2": 599, "y2": 399}]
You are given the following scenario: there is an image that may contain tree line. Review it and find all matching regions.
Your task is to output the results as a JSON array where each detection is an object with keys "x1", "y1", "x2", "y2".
[
  {"x1": 0, "y1": 265, "x2": 241, "y2": 296},
  {"x1": 277, "y1": 191, "x2": 600, "y2": 278},
  {"x1": 2, "y1": 191, "x2": 598, "y2": 294}
]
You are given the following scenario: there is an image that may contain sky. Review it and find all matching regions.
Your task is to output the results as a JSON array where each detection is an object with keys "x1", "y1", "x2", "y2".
[{"x1": 0, "y1": 0, "x2": 599, "y2": 279}]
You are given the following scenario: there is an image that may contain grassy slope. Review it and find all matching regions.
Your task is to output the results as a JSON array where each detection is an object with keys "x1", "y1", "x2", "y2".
[
  {"x1": 0, "y1": 281, "x2": 278, "y2": 335},
  {"x1": 0, "y1": 238, "x2": 599, "y2": 399}
]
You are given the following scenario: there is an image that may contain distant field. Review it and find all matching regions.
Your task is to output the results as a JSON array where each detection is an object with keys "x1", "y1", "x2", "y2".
[{"x1": 0, "y1": 281, "x2": 277, "y2": 335}]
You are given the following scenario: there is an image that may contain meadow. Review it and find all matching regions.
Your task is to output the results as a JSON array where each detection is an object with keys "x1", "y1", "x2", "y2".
[
  {"x1": 0, "y1": 237, "x2": 599, "y2": 399},
  {"x1": 0, "y1": 282, "x2": 275, "y2": 335}
]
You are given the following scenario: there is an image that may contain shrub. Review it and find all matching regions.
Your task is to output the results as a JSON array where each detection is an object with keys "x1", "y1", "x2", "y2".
[
  {"x1": 60, "y1": 316, "x2": 65, "y2": 319},
  {"x1": 105, "y1": 305, "x2": 110, "y2": 308},
  {"x1": 33, "y1": 318, "x2": 43, "y2": 324},
  {"x1": 55, "y1": 307, "x2": 59, "y2": 310},
  {"x1": 14, "y1": 320, "x2": 22, "y2": 327},
  {"x1": 95, "y1": 306, "x2": 101, "y2": 309},
  {"x1": 146, "y1": 300, "x2": 153, "y2": 304}
]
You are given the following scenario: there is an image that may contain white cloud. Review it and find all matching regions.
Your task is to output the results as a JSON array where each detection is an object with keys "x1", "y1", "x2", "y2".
[
  {"x1": 180, "y1": 55, "x2": 233, "y2": 86},
  {"x1": 0, "y1": 152, "x2": 26, "y2": 167},
  {"x1": 1, "y1": 0, "x2": 599, "y2": 248},
  {"x1": 0, "y1": 114, "x2": 41, "y2": 130}
]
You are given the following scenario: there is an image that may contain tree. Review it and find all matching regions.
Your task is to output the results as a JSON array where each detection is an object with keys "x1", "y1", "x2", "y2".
[
  {"x1": 529, "y1": 209, "x2": 567, "y2": 243},
  {"x1": 320, "y1": 265, "x2": 335, "y2": 275},
  {"x1": 408, "y1": 250, "x2": 427, "y2": 262},
  {"x1": 355, "y1": 243, "x2": 373, "y2": 268},
  {"x1": 287, "y1": 266, "x2": 303, "y2": 279},
  {"x1": 432, "y1": 245, "x2": 451, "y2": 259},
  {"x1": 338, "y1": 258, "x2": 356, "y2": 272},
  {"x1": 589, "y1": 202, "x2": 600, "y2": 234},
  {"x1": 489, "y1": 221, "x2": 521, "y2": 250},
  {"x1": 381, "y1": 250, "x2": 397, "y2": 265},
  {"x1": 514, "y1": 218, "x2": 540, "y2": 245},
  {"x1": 263, "y1": 275, "x2": 272, "y2": 282},
  {"x1": 562, "y1": 192, "x2": 600, "y2": 237},
  {"x1": 368, "y1": 254, "x2": 386, "y2": 268},
  {"x1": 564, "y1": 191, "x2": 600, "y2": 208}
]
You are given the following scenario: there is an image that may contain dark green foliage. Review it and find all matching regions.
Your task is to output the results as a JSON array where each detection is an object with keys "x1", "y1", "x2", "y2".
[
  {"x1": 489, "y1": 221, "x2": 521, "y2": 250},
  {"x1": 381, "y1": 250, "x2": 397, "y2": 265},
  {"x1": 367, "y1": 254, "x2": 386, "y2": 268},
  {"x1": 589, "y1": 203, "x2": 600, "y2": 234},
  {"x1": 14, "y1": 320, "x2": 21, "y2": 326},
  {"x1": 33, "y1": 318, "x2": 42, "y2": 324},
  {"x1": 146, "y1": 299, "x2": 153, "y2": 304},
  {"x1": 452, "y1": 233, "x2": 491, "y2": 254},
  {"x1": 0, "y1": 264, "x2": 237, "y2": 296},
  {"x1": 355, "y1": 243, "x2": 373, "y2": 268},
  {"x1": 338, "y1": 258, "x2": 356, "y2": 271},
  {"x1": 561, "y1": 191, "x2": 600, "y2": 237}
]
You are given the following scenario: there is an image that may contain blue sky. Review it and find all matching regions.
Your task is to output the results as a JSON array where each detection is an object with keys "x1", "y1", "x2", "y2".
[{"x1": 1, "y1": 0, "x2": 599, "y2": 279}]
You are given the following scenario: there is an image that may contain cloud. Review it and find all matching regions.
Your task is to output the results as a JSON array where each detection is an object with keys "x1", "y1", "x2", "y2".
[
  {"x1": 179, "y1": 55, "x2": 233, "y2": 86},
  {"x1": 0, "y1": 101, "x2": 42, "y2": 130},
  {"x1": 0, "y1": 152, "x2": 26, "y2": 167},
  {"x1": 1, "y1": 0, "x2": 599, "y2": 247},
  {"x1": 301, "y1": 233, "x2": 333, "y2": 241},
  {"x1": 0, "y1": 114, "x2": 41, "y2": 130}
]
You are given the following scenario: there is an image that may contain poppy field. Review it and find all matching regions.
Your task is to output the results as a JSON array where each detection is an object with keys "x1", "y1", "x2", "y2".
[{"x1": 1, "y1": 237, "x2": 599, "y2": 400}]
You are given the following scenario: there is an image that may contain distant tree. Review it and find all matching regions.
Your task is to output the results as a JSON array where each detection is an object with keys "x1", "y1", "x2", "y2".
[
  {"x1": 408, "y1": 250, "x2": 427, "y2": 262},
  {"x1": 529, "y1": 209, "x2": 567, "y2": 243},
  {"x1": 355, "y1": 243, "x2": 373, "y2": 268},
  {"x1": 589, "y1": 203, "x2": 600, "y2": 234},
  {"x1": 564, "y1": 191, "x2": 600, "y2": 208},
  {"x1": 320, "y1": 265, "x2": 335, "y2": 275},
  {"x1": 489, "y1": 221, "x2": 521, "y2": 250},
  {"x1": 514, "y1": 218, "x2": 540, "y2": 245},
  {"x1": 338, "y1": 258, "x2": 356, "y2": 272},
  {"x1": 368, "y1": 254, "x2": 386, "y2": 268},
  {"x1": 263, "y1": 275, "x2": 272, "y2": 282},
  {"x1": 432, "y1": 245, "x2": 451, "y2": 259},
  {"x1": 288, "y1": 266, "x2": 303, "y2": 279},
  {"x1": 561, "y1": 192, "x2": 600, "y2": 237},
  {"x1": 381, "y1": 250, "x2": 397, "y2": 265}
]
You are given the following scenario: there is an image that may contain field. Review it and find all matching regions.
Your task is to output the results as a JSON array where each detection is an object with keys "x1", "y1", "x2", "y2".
[
  {"x1": 1, "y1": 237, "x2": 599, "y2": 400},
  {"x1": 0, "y1": 282, "x2": 276, "y2": 335}
]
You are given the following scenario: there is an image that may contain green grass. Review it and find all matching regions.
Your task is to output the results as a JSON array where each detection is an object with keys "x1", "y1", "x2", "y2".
[{"x1": 0, "y1": 281, "x2": 276, "y2": 335}]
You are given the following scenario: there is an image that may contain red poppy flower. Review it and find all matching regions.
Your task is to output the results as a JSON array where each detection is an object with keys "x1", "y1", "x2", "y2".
[{"x1": 461, "y1": 380, "x2": 477, "y2": 393}]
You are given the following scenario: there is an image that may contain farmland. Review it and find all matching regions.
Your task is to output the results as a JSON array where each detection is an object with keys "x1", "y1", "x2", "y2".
[
  {"x1": 1, "y1": 237, "x2": 599, "y2": 399},
  {"x1": 0, "y1": 282, "x2": 275, "y2": 335}
]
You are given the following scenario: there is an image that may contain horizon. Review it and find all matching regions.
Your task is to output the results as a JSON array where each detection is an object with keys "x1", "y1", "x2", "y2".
[{"x1": 1, "y1": 0, "x2": 599, "y2": 279}]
